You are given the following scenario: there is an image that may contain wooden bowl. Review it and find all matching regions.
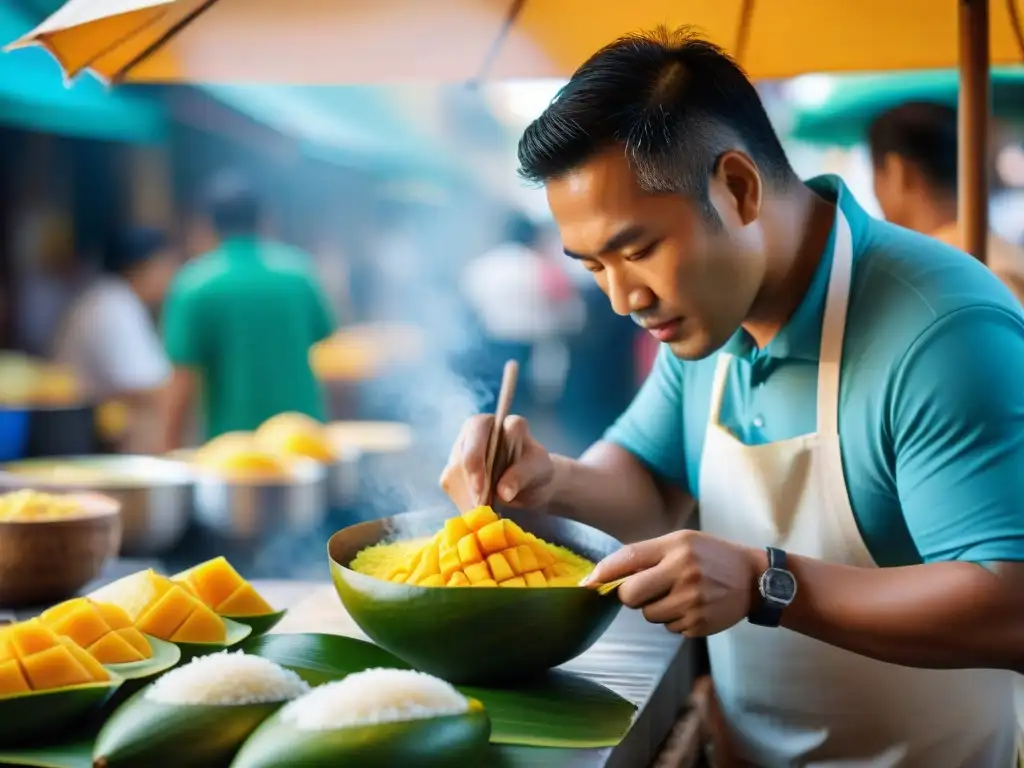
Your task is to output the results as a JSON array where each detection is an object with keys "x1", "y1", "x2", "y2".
[{"x1": 0, "y1": 492, "x2": 122, "y2": 608}]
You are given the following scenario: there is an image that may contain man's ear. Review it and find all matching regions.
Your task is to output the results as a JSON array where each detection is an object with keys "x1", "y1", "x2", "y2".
[{"x1": 710, "y1": 151, "x2": 762, "y2": 226}]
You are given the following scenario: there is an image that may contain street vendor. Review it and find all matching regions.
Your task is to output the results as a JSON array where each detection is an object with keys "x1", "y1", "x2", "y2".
[
  {"x1": 160, "y1": 172, "x2": 335, "y2": 450},
  {"x1": 868, "y1": 101, "x2": 1024, "y2": 305},
  {"x1": 441, "y1": 28, "x2": 1023, "y2": 768}
]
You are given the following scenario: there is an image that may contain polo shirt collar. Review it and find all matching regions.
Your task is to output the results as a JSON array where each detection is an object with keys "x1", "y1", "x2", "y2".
[{"x1": 722, "y1": 174, "x2": 870, "y2": 363}]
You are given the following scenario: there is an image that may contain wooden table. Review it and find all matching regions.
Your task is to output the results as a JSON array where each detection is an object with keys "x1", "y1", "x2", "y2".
[{"x1": 255, "y1": 580, "x2": 694, "y2": 768}]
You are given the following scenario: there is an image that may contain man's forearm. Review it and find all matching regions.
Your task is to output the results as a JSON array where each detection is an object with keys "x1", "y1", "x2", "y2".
[
  {"x1": 773, "y1": 551, "x2": 1024, "y2": 672},
  {"x1": 547, "y1": 442, "x2": 694, "y2": 543}
]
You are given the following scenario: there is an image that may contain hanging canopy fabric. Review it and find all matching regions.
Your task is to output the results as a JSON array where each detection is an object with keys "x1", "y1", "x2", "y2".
[
  {"x1": 0, "y1": 0, "x2": 165, "y2": 142},
  {"x1": 201, "y1": 84, "x2": 466, "y2": 181},
  {"x1": 5, "y1": 0, "x2": 1024, "y2": 85},
  {"x1": 788, "y1": 68, "x2": 1024, "y2": 146}
]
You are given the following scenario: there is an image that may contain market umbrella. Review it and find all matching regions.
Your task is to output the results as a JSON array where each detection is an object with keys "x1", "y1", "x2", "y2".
[
  {"x1": 3, "y1": 0, "x2": 1022, "y2": 85},
  {"x1": 6, "y1": 0, "x2": 1021, "y2": 264},
  {"x1": 788, "y1": 68, "x2": 1024, "y2": 147}
]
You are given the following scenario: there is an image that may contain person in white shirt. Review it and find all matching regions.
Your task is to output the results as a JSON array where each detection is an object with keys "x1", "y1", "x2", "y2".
[{"x1": 54, "y1": 227, "x2": 177, "y2": 451}]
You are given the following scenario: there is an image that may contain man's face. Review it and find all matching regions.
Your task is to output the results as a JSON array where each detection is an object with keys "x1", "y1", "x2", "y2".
[
  {"x1": 134, "y1": 249, "x2": 178, "y2": 306},
  {"x1": 871, "y1": 152, "x2": 910, "y2": 228},
  {"x1": 545, "y1": 146, "x2": 766, "y2": 360}
]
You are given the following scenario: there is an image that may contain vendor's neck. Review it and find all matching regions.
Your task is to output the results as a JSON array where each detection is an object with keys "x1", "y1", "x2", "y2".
[
  {"x1": 902, "y1": 194, "x2": 958, "y2": 237},
  {"x1": 742, "y1": 185, "x2": 837, "y2": 350}
]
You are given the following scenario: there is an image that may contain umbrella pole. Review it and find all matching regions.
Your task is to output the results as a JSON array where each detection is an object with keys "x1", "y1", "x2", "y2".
[{"x1": 958, "y1": 0, "x2": 991, "y2": 264}]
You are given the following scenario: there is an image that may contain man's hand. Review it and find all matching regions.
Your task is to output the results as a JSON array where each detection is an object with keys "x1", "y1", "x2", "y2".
[{"x1": 584, "y1": 530, "x2": 764, "y2": 637}]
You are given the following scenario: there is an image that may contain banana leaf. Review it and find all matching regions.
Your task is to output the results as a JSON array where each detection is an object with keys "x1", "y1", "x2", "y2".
[{"x1": 242, "y1": 632, "x2": 636, "y2": 748}]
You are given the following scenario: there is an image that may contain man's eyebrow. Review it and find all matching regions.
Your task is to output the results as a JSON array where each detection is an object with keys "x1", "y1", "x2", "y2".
[{"x1": 563, "y1": 225, "x2": 647, "y2": 260}]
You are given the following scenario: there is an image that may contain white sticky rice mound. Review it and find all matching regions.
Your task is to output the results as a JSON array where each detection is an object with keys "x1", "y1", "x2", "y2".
[
  {"x1": 145, "y1": 651, "x2": 310, "y2": 706},
  {"x1": 280, "y1": 668, "x2": 469, "y2": 732}
]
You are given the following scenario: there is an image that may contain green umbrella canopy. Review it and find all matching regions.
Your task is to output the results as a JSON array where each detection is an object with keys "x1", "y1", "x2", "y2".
[
  {"x1": 0, "y1": 1, "x2": 166, "y2": 143},
  {"x1": 787, "y1": 68, "x2": 1024, "y2": 147},
  {"x1": 201, "y1": 84, "x2": 467, "y2": 184}
]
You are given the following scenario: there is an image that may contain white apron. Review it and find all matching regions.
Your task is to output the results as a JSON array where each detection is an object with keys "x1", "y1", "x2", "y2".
[{"x1": 698, "y1": 210, "x2": 1017, "y2": 768}]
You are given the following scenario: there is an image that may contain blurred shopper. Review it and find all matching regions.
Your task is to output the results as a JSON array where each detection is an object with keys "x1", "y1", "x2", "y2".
[
  {"x1": 54, "y1": 227, "x2": 176, "y2": 452},
  {"x1": 869, "y1": 101, "x2": 1024, "y2": 303},
  {"x1": 160, "y1": 172, "x2": 335, "y2": 450},
  {"x1": 460, "y1": 212, "x2": 584, "y2": 406}
]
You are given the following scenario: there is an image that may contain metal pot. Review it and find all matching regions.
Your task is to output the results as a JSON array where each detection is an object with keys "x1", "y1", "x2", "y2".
[
  {"x1": 0, "y1": 455, "x2": 194, "y2": 556},
  {"x1": 325, "y1": 446, "x2": 361, "y2": 510},
  {"x1": 193, "y1": 459, "x2": 327, "y2": 542}
]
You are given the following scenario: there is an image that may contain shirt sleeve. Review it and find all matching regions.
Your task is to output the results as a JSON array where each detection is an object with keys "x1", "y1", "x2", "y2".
[
  {"x1": 890, "y1": 305, "x2": 1024, "y2": 564},
  {"x1": 92, "y1": 288, "x2": 171, "y2": 393},
  {"x1": 162, "y1": 278, "x2": 205, "y2": 368},
  {"x1": 305, "y1": 275, "x2": 336, "y2": 344},
  {"x1": 602, "y1": 344, "x2": 688, "y2": 490}
]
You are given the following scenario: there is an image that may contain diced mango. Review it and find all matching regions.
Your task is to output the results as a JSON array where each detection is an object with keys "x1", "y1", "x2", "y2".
[
  {"x1": 471, "y1": 579, "x2": 498, "y2": 587},
  {"x1": 370, "y1": 506, "x2": 595, "y2": 590},
  {"x1": 447, "y1": 572, "x2": 470, "y2": 587},
  {"x1": 462, "y1": 506, "x2": 499, "y2": 532},
  {"x1": 136, "y1": 586, "x2": 194, "y2": 639},
  {"x1": 0, "y1": 660, "x2": 29, "y2": 696},
  {"x1": 88, "y1": 631, "x2": 144, "y2": 665},
  {"x1": 443, "y1": 517, "x2": 471, "y2": 547},
  {"x1": 169, "y1": 604, "x2": 227, "y2": 644},
  {"x1": 216, "y1": 583, "x2": 273, "y2": 617},
  {"x1": 516, "y1": 545, "x2": 539, "y2": 574},
  {"x1": 60, "y1": 638, "x2": 110, "y2": 681},
  {"x1": 9, "y1": 621, "x2": 57, "y2": 657},
  {"x1": 487, "y1": 552, "x2": 515, "y2": 583},
  {"x1": 463, "y1": 561, "x2": 492, "y2": 585},
  {"x1": 503, "y1": 519, "x2": 530, "y2": 546},
  {"x1": 20, "y1": 646, "x2": 92, "y2": 690},
  {"x1": 90, "y1": 570, "x2": 171, "y2": 623},
  {"x1": 39, "y1": 598, "x2": 84, "y2": 626},
  {"x1": 45, "y1": 604, "x2": 109, "y2": 649},
  {"x1": 94, "y1": 602, "x2": 133, "y2": 630},
  {"x1": 177, "y1": 556, "x2": 244, "y2": 612},
  {"x1": 524, "y1": 571, "x2": 547, "y2": 587},
  {"x1": 456, "y1": 533, "x2": 483, "y2": 565},
  {"x1": 477, "y1": 520, "x2": 509, "y2": 554},
  {"x1": 118, "y1": 628, "x2": 152, "y2": 658},
  {"x1": 438, "y1": 546, "x2": 463, "y2": 580}
]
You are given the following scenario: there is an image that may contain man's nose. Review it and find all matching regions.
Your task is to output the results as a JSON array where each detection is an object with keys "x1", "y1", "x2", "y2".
[{"x1": 606, "y1": 269, "x2": 654, "y2": 317}]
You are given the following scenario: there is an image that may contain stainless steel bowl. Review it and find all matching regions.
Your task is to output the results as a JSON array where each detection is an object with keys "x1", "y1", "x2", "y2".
[
  {"x1": 192, "y1": 459, "x2": 327, "y2": 541},
  {"x1": 325, "y1": 445, "x2": 361, "y2": 509},
  {"x1": 0, "y1": 455, "x2": 193, "y2": 556}
]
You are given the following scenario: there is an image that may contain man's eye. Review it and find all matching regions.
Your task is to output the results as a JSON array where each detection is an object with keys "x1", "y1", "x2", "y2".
[
  {"x1": 627, "y1": 242, "x2": 659, "y2": 262},
  {"x1": 583, "y1": 261, "x2": 603, "y2": 274}
]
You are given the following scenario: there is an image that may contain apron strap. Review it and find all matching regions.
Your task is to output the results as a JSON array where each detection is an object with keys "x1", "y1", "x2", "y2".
[
  {"x1": 816, "y1": 211, "x2": 854, "y2": 437},
  {"x1": 709, "y1": 353, "x2": 732, "y2": 427}
]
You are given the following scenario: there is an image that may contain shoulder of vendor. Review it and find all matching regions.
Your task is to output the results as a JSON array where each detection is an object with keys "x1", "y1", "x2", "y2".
[{"x1": 606, "y1": 175, "x2": 1024, "y2": 569}]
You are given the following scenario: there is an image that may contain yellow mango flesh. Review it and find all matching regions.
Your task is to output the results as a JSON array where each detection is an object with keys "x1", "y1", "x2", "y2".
[
  {"x1": 40, "y1": 598, "x2": 153, "y2": 664},
  {"x1": 193, "y1": 432, "x2": 292, "y2": 481},
  {"x1": 255, "y1": 412, "x2": 338, "y2": 463},
  {"x1": 175, "y1": 557, "x2": 274, "y2": 617},
  {"x1": 90, "y1": 569, "x2": 227, "y2": 644},
  {"x1": 350, "y1": 506, "x2": 595, "y2": 588},
  {"x1": 0, "y1": 620, "x2": 109, "y2": 697}
]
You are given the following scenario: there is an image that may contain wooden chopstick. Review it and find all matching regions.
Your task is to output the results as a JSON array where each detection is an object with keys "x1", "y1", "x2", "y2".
[{"x1": 482, "y1": 360, "x2": 519, "y2": 507}]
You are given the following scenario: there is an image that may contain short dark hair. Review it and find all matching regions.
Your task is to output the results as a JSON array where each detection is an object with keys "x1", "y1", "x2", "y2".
[
  {"x1": 867, "y1": 102, "x2": 958, "y2": 193},
  {"x1": 517, "y1": 27, "x2": 795, "y2": 223},
  {"x1": 103, "y1": 226, "x2": 169, "y2": 276},
  {"x1": 202, "y1": 170, "x2": 263, "y2": 237}
]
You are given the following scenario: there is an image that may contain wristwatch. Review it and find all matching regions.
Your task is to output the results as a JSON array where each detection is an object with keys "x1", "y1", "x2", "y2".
[{"x1": 748, "y1": 547, "x2": 797, "y2": 627}]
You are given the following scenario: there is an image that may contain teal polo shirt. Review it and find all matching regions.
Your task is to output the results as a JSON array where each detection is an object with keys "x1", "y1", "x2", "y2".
[
  {"x1": 162, "y1": 236, "x2": 334, "y2": 440},
  {"x1": 605, "y1": 175, "x2": 1024, "y2": 567}
]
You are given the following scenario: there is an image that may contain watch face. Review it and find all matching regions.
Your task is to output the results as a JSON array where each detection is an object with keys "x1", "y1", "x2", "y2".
[{"x1": 762, "y1": 568, "x2": 797, "y2": 604}]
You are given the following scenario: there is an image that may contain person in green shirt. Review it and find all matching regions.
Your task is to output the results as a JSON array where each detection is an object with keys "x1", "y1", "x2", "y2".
[{"x1": 160, "y1": 172, "x2": 335, "y2": 449}]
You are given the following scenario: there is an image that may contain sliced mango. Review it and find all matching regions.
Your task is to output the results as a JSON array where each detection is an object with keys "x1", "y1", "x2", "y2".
[
  {"x1": 373, "y1": 507, "x2": 595, "y2": 588},
  {"x1": 0, "y1": 621, "x2": 108, "y2": 696}
]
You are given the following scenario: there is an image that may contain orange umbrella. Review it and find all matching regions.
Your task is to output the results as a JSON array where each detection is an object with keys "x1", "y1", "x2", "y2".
[
  {"x1": 6, "y1": 0, "x2": 1022, "y2": 260},
  {"x1": 3, "y1": 0, "x2": 1020, "y2": 84}
]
